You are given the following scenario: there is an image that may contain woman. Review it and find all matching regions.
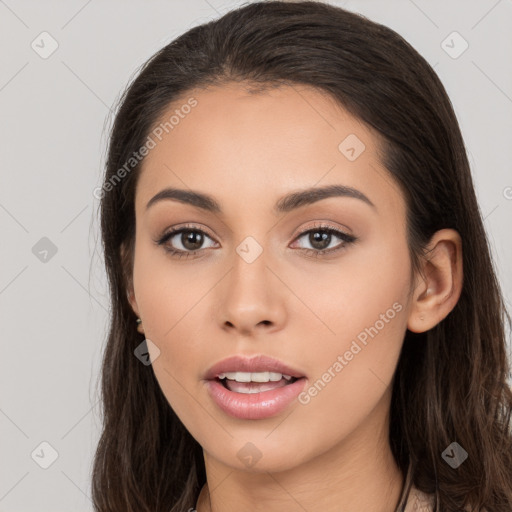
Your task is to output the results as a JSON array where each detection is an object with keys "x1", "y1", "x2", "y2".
[{"x1": 92, "y1": 1, "x2": 512, "y2": 511}]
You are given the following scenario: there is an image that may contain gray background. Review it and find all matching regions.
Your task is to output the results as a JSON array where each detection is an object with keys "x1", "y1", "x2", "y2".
[{"x1": 1, "y1": 0, "x2": 511, "y2": 510}]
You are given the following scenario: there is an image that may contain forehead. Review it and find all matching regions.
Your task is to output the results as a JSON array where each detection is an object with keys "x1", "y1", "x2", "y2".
[{"x1": 135, "y1": 82, "x2": 404, "y2": 219}]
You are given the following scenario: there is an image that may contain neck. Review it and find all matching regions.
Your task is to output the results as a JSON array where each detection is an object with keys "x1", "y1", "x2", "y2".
[{"x1": 196, "y1": 394, "x2": 404, "y2": 512}]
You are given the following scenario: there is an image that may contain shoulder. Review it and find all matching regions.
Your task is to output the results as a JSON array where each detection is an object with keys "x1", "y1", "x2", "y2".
[
  {"x1": 404, "y1": 485, "x2": 436, "y2": 511},
  {"x1": 405, "y1": 486, "x2": 486, "y2": 512}
]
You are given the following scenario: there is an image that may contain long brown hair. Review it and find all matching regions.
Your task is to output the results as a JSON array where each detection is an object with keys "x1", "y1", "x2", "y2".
[{"x1": 92, "y1": 2, "x2": 512, "y2": 510}]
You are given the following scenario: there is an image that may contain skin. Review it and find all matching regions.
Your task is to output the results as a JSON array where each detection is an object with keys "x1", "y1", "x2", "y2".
[{"x1": 125, "y1": 82, "x2": 463, "y2": 512}]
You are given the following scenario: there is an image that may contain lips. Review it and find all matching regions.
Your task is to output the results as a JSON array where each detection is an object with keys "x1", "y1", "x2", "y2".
[{"x1": 203, "y1": 354, "x2": 308, "y2": 420}]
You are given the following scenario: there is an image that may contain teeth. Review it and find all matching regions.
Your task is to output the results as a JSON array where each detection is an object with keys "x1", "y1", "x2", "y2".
[{"x1": 217, "y1": 371, "x2": 293, "y2": 382}]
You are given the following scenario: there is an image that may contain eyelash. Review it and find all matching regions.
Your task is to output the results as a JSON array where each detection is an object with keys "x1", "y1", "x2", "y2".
[{"x1": 154, "y1": 222, "x2": 357, "y2": 259}]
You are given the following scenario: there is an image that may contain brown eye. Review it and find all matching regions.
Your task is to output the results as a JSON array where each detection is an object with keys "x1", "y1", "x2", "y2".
[
  {"x1": 156, "y1": 226, "x2": 217, "y2": 258},
  {"x1": 308, "y1": 230, "x2": 332, "y2": 250},
  {"x1": 180, "y1": 230, "x2": 204, "y2": 251},
  {"x1": 292, "y1": 224, "x2": 357, "y2": 257}
]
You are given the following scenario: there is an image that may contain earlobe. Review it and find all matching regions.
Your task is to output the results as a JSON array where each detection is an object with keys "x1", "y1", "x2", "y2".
[
  {"x1": 127, "y1": 288, "x2": 140, "y2": 317},
  {"x1": 407, "y1": 229, "x2": 463, "y2": 333},
  {"x1": 120, "y1": 241, "x2": 139, "y2": 317},
  {"x1": 127, "y1": 288, "x2": 144, "y2": 334}
]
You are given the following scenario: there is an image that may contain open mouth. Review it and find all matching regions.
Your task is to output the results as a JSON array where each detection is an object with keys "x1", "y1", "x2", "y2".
[
  {"x1": 205, "y1": 365, "x2": 308, "y2": 419},
  {"x1": 216, "y1": 372, "x2": 300, "y2": 394},
  {"x1": 204, "y1": 355, "x2": 307, "y2": 418}
]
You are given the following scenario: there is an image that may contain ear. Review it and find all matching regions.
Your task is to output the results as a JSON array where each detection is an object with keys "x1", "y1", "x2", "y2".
[
  {"x1": 407, "y1": 228, "x2": 463, "y2": 333},
  {"x1": 120, "y1": 241, "x2": 140, "y2": 318}
]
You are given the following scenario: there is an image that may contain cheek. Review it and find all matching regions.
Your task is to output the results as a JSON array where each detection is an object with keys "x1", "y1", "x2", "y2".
[
  {"x1": 284, "y1": 231, "x2": 411, "y2": 348},
  {"x1": 136, "y1": 280, "x2": 210, "y2": 433},
  {"x1": 131, "y1": 252, "x2": 208, "y2": 416},
  {"x1": 284, "y1": 257, "x2": 409, "y2": 464},
  {"x1": 287, "y1": 234, "x2": 411, "y2": 407},
  {"x1": 133, "y1": 239, "x2": 208, "y2": 343}
]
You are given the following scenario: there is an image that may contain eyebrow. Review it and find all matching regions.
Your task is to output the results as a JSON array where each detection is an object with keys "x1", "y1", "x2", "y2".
[{"x1": 145, "y1": 184, "x2": 376, "y2": 214}]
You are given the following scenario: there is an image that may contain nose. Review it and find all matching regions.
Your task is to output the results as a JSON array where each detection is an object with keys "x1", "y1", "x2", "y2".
[{"x1": 217, "y1": 248, "x2": 287, "y2": 337}]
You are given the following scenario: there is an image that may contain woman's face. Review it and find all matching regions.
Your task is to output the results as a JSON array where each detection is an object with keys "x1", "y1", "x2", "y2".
[{"x1": 128, "y1": 82, "x2": 415, "y2": 473}]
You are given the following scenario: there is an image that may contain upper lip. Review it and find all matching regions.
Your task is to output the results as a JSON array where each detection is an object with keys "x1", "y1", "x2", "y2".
[{"x1": 204, "y1": 354, "x2": 306, "y2": 380}]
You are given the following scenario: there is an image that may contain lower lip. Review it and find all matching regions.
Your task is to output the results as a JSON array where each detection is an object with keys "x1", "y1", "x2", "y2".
[{"x1": 205, "y1": 378, "x2": 307, "y2": 420}]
